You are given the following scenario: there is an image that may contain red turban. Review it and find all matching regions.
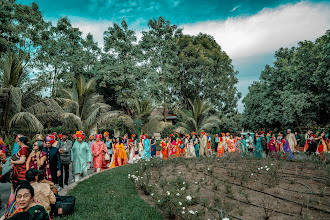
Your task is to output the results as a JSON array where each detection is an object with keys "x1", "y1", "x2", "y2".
[
  {"x1": 45, "y1": 135, "x2": 55, "y2": 144},
  {"x1": 260, "y1": 131, "x2": 265, "y2": 135},
  {"x1": 77, "y1": 134, "x2": 85, "y2": 140},
  {"x1": 59, "y1": 134, "x2": 62, "y2": 139},
  {"x1": 95, "y1": 134, "x2": 102, "y2": 139}
]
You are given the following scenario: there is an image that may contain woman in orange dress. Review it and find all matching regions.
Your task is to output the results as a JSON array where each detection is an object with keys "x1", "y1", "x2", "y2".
[
  {"x1": 110, "y1": 137, "x2": 128, "y2": 168},
  {"x1": 227, "y1": 135, "x2": 236, "y2": 152},
  {"x1": 160, "y1": 137, "x2": 168, "y2": 159},
  {"x1": 217, "y1": 140, "x2": 224, "y2": 157}
]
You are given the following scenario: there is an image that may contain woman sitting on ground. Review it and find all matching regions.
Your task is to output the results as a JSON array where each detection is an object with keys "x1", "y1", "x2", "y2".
[{"x1": 25, "y1": 169, "x2": 56, "y2": 214}]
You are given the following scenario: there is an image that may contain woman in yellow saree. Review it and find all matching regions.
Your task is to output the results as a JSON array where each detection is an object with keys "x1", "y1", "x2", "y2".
[{"x1": 110, "y1": 137, "x2": 128, "y2": 168}]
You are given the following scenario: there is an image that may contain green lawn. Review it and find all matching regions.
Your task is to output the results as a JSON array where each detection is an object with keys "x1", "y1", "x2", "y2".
[{"x1": 58, "y1": 164, "x2": 163, "y2": 220}]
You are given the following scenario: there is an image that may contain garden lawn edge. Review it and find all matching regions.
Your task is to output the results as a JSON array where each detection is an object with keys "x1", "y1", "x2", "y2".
[{"x1": 56, "y1": 165, "x2": 163, "y2": 220}]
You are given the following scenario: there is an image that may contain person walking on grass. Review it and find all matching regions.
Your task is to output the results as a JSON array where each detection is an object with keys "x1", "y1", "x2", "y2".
[
  {"x1": 71, "y1": 133, "x2": 92, "y2": 182},
  {"x1": 57, "y1": 132, "x2": 72, "y2": 189}
]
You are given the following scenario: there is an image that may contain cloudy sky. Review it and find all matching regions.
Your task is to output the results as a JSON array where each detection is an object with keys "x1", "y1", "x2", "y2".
[{"x1": 20, "y1": 0, "x2": 330, "y2": 112}]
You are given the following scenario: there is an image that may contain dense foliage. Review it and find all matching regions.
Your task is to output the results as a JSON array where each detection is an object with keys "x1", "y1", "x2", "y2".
[
  {"x1": 0, "y1": 0, "x2": 241, "y2": 136},
  {"x1": 242, "y1": 30, "x2": 330, "y2": 131}
]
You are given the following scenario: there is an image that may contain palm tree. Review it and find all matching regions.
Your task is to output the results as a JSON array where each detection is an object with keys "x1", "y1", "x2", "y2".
[
  {"x1": 60, "y1": 75, "x2": 131, "y2": 133},
  {"x1": 129, "y1": 98, "x2": 165, "y2": 135},
  {"x1": 175, "y1": 99, "x2": 221, "y2": 133},
  {"x1": 0, "y1": 54, "x2": 63, "y2": 134}
]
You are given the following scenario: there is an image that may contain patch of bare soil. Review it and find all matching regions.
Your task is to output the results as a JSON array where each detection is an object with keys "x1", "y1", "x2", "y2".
[{"x1": 134, "y1": 154, "x2": 330, "y2": 220}]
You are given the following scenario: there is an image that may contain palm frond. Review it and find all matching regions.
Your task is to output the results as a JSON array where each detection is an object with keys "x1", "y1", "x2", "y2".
[
  {"x1": 9, "y1": 112, "x2": 44, "y2": 132},
  {"x1": 60, "y1": 113, "x2": 83, "y2": 130}
]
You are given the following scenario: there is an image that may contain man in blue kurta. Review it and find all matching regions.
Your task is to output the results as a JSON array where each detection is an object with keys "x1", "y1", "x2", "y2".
[
  {"x1": 141, "y1": 135, "x2": 151, "y2": 160},
  {"x1": 71, "y1": 134, "x2": 92, "y2": 182}
]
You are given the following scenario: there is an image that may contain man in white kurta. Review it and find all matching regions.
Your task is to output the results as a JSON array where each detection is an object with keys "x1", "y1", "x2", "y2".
[
  {"x1": 71, "y1": 136, "x2": 92, "y2": 182},
  {"x1": 287, "y1": 129, "x2": 297, "y2": 152},
  {"x1": 199, "y1": 132, "x2": 209, "y2": 157}
]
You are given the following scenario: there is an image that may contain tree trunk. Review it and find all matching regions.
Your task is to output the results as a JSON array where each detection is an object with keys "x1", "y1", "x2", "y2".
[
  {"x1": 51, "y1": 66, "x2": 57, "y2": 98},
  {"x1": 163, "y1": 90, "x2": 166, "y2": 122}
]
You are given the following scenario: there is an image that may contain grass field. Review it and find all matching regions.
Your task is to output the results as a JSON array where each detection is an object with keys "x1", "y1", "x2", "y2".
[
  {"x1": 58, "y1": 164, "x2": 163, "y2": 220},
  {"x1": 59, "y1": 153, "x2": 330, "y2": 220}
]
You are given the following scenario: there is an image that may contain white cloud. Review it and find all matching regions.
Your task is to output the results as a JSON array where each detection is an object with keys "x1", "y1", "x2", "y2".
[
  {"x1": 182, "y1": 2, "x2": 330, "y2": 59},
  {"x1": 230, "y1": 5, "x2": 240, "y2": 12}
]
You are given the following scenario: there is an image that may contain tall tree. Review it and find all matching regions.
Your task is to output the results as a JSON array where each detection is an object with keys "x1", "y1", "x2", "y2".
[
  {"x1": 0, "y1": 0, "x2": 50, "y2": 65},
  {"x1": 139, "y1": 17, "x2": 182, "y2": 121},
  {"x1": 100, "y1": 19, "x2": 141, "y2": 113},
  {"x1": 176, "y1": 34, "x2": 241, "y2": 113},
  {"x1": 37, "y1": 17, "x2": 101, "y2": 97}
]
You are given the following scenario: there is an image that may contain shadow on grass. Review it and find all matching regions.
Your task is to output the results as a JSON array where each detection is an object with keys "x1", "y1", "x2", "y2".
[{"x1": 56, "y1": 164, "x2": 163, "y2": 220}]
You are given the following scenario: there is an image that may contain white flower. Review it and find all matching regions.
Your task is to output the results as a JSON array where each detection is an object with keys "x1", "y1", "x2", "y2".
[
  {"x1": 258, "y1": 168, "x2": 260, "y2": 170},
  {"x1": 186, "y1": 195, "x2": 192, "y2": 201},
  {"x1": 178, "y1": 202, "x2": 182, "y2": 206},
  {"x1": 166, "y1": 191, "x2": 170, "y2": 196},
  {"x1": 265, "y1": 166, "x2": 268, "y2": 168},
  {"x1": 151, "y1": 193, "x2": 154, "y2": 196},
  {"x1": 176, "y1": 193, "x2": 180, "y2": 196},
  {"x1": 271, "y1": 163, "x2": 273, "y2": 166},
  {"x1": 158, "y1": 200, "x2": 160, "y2": 203},
  {"x1": 207, "y1": 168, "x2": 210, "y2": 170},
  {"x1": 251, "y1": 173, "x2": 254, "y2": 176},
  {"x1": 179, "y1": 171, "x2": 182, "y2": 174},
  {"x1": 261, "y1": 167, "x2": 263, "y2": 169},
  {"x1": 195, "y1": 182, "x2": 198, "y2": 184},
  {"x1": 266, "y1": 168, "x2": 270, "y2": 171},
  {"x1": 183, "y1": 182, "x2": 185, "y2": 184},
  {"x1": 182, "y1": 211, "x2": 185, "y2": 214},
  {"x1": 222, "y1": 218, "x2": 230, "y2": 220},
  {"x1": 189, "y1": 210, "x2": 195, "y2": 215},
  {"x1": 202, "y1": 178, "x2": 205, "y2": 180},
  {"x1": 182, "y1": 207, "x2": 185, "y2": 210},
  {"x1": 180, "y1": 187, "x2": 185, "y2": 191}
]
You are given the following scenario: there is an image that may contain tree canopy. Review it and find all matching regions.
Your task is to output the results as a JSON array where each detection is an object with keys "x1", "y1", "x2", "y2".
[{"x1": 242, "y1": 30, "x2": 330, "y2": 131}]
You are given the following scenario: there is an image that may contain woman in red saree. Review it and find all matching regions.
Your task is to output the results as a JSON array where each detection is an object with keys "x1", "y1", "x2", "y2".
[
  {"x1": 10, "y1": 137, "x2": 29, "y2": 187},
  {"x1": 227, "y1": 135, "x2": 236, "y2": 152}
]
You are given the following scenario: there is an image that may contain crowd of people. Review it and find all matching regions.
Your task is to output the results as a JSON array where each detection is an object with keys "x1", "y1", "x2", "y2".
[{"x1": 0, "y1": 128, "x2": 329, "y2": 219}]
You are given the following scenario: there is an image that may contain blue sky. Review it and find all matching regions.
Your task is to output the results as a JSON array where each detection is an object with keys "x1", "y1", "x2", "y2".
[{"x1": 20, "y1": 0, "x2": 330, "y2": 111}]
